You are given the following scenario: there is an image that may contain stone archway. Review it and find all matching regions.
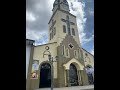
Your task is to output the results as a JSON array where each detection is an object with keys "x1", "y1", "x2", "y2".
[
  {"x1": 63, "y1": 58, "x2": 84, "y2": 86},
  {"x1": 69, "y1": 63, "x2": 79, "y2": 86}
]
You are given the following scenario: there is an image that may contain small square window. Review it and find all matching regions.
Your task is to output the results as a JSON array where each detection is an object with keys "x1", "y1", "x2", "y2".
[{"x1": 69, "y1": 44, "x2": 74, "y2": 49}]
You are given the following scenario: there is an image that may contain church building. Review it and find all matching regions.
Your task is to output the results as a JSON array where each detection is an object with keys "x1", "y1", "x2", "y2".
[
  {"x1": 26, "y1": 0, "x2": 94, "y2": 90},
  {"x1": 26, "y1": 39, "x2": 35, "y2": 80}
]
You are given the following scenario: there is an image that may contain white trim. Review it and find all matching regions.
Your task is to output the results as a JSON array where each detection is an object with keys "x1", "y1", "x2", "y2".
[
  {"x1": 65, "y1": 48, "x2": 70, "y2": 58},
  {"x1": 62, "y1": 45, "x2": 65, "y2": 56},
  {"x1": 63, "y1": 58, "x2": 84, "y2": 70},
  {"x1": 74, "y1": 50, "x2": 78, "y2": 58}
]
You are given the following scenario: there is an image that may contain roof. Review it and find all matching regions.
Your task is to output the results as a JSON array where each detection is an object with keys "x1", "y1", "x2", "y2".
[
  {"x1": 26, "y1": 39, "x2": 35, "y2": 42},
  {"x1": 82, "y1": 48, "x2": 94, "y2": 57},
  {"x1": 35, "y1": 42, "x2": 57, "y2": 47},
  {"x1": 26, "y1": 39, "x2": 35, "y2": 45}
]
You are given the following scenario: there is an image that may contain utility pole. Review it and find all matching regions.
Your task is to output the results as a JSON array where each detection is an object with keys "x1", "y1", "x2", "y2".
[{"x1": 48, "y1": 55, "x2": 53, "y2": 90}]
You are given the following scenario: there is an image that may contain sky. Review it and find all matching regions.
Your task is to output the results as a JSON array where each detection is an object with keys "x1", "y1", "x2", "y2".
[{"x1": 26, "y1": 0, "x2": 94, "y2": 55}]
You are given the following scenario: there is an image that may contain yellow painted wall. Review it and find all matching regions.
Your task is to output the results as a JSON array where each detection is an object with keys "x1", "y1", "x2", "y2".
[
  {"x1": 82, "y1": 49, "x2": 94, "y2": 68},
  {"x1": 33, "y1": 42, "x2": 58, "y2": 78},
  {"x1": 48, "y1": 10, "x2": 81, "y2": 47}
]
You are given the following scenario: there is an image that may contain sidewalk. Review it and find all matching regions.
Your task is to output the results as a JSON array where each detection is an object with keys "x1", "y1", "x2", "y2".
[{"x1": 36, "y1": 85, "x2": 94, "y2": 90}]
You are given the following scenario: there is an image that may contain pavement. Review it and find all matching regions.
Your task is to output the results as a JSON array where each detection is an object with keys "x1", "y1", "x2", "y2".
[{"x1": 35, "y1": 85, "x2": 94, "y2": 90}]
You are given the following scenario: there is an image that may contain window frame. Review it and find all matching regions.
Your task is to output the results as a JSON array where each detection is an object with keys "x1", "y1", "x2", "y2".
[
  {"x1": 54, "y1": 27, "x2": 56, "y2": 35},
  {"x1": 63, "y1": 25, "x2": 66, "y2": 33},
  {"x1": 66, "y1": 48, "x2": 69, "y2": 57},
  {"x1": 74, "y1": 50, "x2": 78, "y2": 58},
  {"x1": 50, "y1": 33, "x2": 51, "y2": 40},
  {"x1": 62, "y1": 45, "x2": 65, "y2": 56},
  {"x1": 72, "y1": 28, "x2": 75, "y2": 36}
]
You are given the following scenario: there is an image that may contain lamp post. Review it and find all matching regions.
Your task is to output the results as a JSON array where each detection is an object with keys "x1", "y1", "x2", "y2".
[
  {"x1": 43, "y1": 46, "x2": 57, "y2": 90},
  {"x1": 48, "y1": 54, "x2": 53, "y2": 90}
]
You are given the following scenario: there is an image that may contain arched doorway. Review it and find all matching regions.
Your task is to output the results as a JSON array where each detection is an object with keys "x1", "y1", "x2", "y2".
[
  {"x1": 69, "y1": 63, "x2": 79, "y2": 86},
  {"x1": 39, "y1": 63, "x2": 51, "y2": 88}
]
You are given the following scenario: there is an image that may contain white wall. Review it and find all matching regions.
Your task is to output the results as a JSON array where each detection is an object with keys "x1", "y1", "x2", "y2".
[{"x1": 26, "y1": 45, "x2": 31, "y2": 79}]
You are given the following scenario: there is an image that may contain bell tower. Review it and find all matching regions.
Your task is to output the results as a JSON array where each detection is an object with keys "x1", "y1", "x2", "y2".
[
  {"x1": 52, "y1": 0, "x2": 70, "y2": 13},
  {"x1": 48, "y1": 0, "x2": 81, "y2": 47},
  {"x1": 47, "y1": 0, "x2": 89, "y2": 87}
]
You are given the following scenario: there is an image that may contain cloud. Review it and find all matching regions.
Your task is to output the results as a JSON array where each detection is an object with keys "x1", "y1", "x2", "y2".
[
  {"x1": 90, "y1": 45, "x2": 94, "y2": 55},
  {"x1": 26, "y1": 0, "x2": 94, "y2": 47},
  {"x1": 26, "y1": 28, "x2": 48, "y2": 45},
  {"x1": 80, "y1": 34, "x2": 94, "y2": 45},
  {"x1": 90, "y1": 49, "x2": 94, "y2": 55},
  {"x1": 26, "y1": 0, "x2": 54, "y2": 32},
  {"x1": 26, "y1": 0, "x2": 55, "y2": 45},
  {"x1": 26, "y1": 11, "x2": 36, "y2": 22},
  {"x1": 68, "y1": 0, "x2": 93, "y2": 46},
  {"x1": 89, "y1": 10, "x2": 94, "y2": 16}
]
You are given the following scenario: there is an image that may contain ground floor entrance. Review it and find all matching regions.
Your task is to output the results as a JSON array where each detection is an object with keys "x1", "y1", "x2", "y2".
[
  {"x1": 69, "y1": 64, "x2": 79, "y2": 86},
  {"x1": 39, "y1": 63, "x2": 51, "y2": 88}
]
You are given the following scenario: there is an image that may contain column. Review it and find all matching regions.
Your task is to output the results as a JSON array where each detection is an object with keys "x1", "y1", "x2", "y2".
[
  {"x1": 50, "y1": 61, "x2": 54, "y2": 90},
  {"x1": 80, "y1": 70, "x2": 89, "y2": 85},
  {"x1": 78, "y1": 70, "x2": 83, "y2": 86},
  {"x1": 77, "y1": 70, "x2": 80, "y2": 85},
  {"x1": 66, "y1": 70, "x2": 70, "y2": 87}
]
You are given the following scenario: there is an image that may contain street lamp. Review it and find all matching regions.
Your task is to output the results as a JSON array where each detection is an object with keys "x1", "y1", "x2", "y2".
[{"x1": 43, "y1": 46, "x2": 57, "y2": 90}]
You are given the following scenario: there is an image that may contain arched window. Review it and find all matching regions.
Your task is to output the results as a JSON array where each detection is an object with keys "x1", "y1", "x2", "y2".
[
  {"x1": 74, "y1": 50, "x2": 76, "y2": 57},
  {"x1": 77, "y1": 49, "x2": 81, "y2": 58},
  {"x1": 52, "y1": 30, "x2": 53, "y2": 39},
  {"x1": 50, "y1": 33, "x2": 51, "y2": 40},
  {"x1": 62, "y1": 45, "x2": 65, "y2": 55},
  {"x1": 63, "y1": 0, "x2": 67, "y2": 3},
  {"x1": 66, "y1": 15, "x2": 69, "y2": 20},
  {"x1": 63, "y1": 25, "x2": 66, "y2": 33},
  {"x1": 72, "y1": 28, "x2": 75, "y2": 36},
  {"x1": 66, "y1": 48, "x2": 69, "y2": 57},
  {"x1": 54, "y1": 27, "x2": 56, "y2": 35},
  {"x1": 74, "y1": 50, "x2": 78, "y2": 58}
]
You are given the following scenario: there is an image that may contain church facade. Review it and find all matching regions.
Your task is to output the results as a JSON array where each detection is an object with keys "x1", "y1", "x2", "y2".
[{"x1": 26, "y1": 0, "x2": 94, "y2": 90}]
